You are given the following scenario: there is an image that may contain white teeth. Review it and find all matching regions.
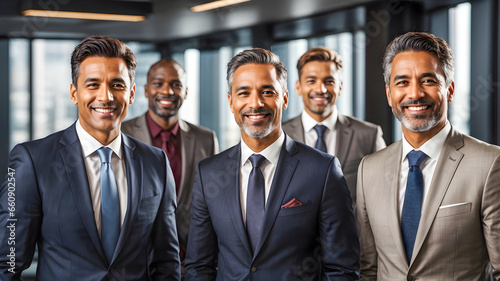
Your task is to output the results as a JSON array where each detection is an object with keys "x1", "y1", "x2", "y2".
[
  {"x1": 408, "y1": 106, "x2": 427, "y2": 111},
  {"x1": 247, "y1": 115, "x2": 266, "y2": 119},
  {"x1": 158, "y1": 100, "x2": 173, "y2": 105},
  {"x1": 94, "y1": 108, "x2": 114, "y2": 113}
]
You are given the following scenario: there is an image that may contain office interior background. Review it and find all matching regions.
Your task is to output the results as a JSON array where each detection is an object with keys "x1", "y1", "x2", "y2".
[{"x1": 1, "y1": 0, "x2": 499, "y2": 176}]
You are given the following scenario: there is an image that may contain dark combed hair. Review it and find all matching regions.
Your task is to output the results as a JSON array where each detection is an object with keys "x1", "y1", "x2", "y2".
[
  {"x1": 71, "y1": 35, "x2": 137, "y2": 87},
  {"x1": 296, "y1": 46, "x2": 343, "y2": 77},
  {"x1": 382, "y1": 32, "x2": 454, "y2": 87},
  {"x1": 226, "y1": 48, "x2": 287, "y2": 93}
]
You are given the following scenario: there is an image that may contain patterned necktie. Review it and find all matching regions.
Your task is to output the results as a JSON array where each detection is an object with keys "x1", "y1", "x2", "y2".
[
  {"x1": 313, "y1": 124, "x2": 327, "y2": 153},
  {"x1": 96, "y1": 147, "x2": 120, "y2": 263},
  {"x1": 401, "y1": 150, "x2": 428, "y2": 263},
  {"x1": 246, "y1": 154, "x2": 266, "y2": 253}
]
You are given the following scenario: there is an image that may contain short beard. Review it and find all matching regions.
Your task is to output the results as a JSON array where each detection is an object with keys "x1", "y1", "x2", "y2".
[
  {"x1": 393, "y1": 98, "x2": 441, "y2": 132},
  {"x1": 239, "y1": 109, "x2": 275, "y2": 139}
]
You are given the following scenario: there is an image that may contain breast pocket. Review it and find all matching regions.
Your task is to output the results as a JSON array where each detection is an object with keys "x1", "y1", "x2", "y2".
[
  {"x1": 277, "y1": 202, "x2": 311, "y2": 217},
  {"x1": 436, "y1": 202, "x2": 472, "y2": 218}
]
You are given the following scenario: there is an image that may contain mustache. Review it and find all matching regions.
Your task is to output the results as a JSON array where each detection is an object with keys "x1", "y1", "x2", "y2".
[
  {"x1": 90, "y1": 102, "x2": 117, "y2": 108},
  {"x1": 241, "y1": 109, "x2": 273, "y2": 116},
  {"x1": 155, "y1": 95, "x2": 178, "y2": 102},
  {"x1": 308, "y1": 91, "x2": 332, "y2": 99},
  {"x1": 400, "y1": 98, "x2": 433, "y2": 107}
]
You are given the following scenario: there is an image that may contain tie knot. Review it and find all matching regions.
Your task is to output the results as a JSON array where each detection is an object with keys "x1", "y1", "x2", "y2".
[
  {"x1": 407, "y1": 150, "x2": 428, "y2": 167},
  {"x1": 249, "y1": 154, "x2": 266, "y2": 168},
  {"x1": 97, "y1": 147, "x2": 113, "y2": 163},
  {"x1": 160, "y1": 130, "x2": 172, "y2": 142},
  {"x1": 313, "y1": 124, "x2": 327, "y2": 137}
]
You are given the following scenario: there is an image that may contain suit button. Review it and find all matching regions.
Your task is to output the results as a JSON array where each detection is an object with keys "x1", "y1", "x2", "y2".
[{"x1": 251, "y1": 266, "x2": 257, "y2": 272}]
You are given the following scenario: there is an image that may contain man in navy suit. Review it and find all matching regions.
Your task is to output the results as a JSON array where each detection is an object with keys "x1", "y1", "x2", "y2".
[
  {"x1": 0, "y1": 36, "x2": 180, "y2": 280},
  {"x1": 184, "y1": 48, "x2": 359, "y2": 281}
]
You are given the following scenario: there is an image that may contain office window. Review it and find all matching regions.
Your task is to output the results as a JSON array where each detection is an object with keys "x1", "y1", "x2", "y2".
[
  {"x1": 448, "y1": 2, "x2": 471, "y2": 135},
  {"x1": 9, "y1": 39, "x2": 30, "y2": 149}
]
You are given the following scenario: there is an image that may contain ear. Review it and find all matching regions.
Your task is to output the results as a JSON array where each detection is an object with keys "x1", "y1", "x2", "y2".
[
  {"x1": 338, "y1": 81, "x2": 343, "y2": 97},
  {"x1": 129, "y1": 83, "x2": 136, "y2": 105},
  {"x1": 385, "y1": 84, "x2": 393, "y2": 108},
  {"x1": 447, "y1": 81, "x2": 455, "y2": 103},
  {"x1": 227, "y1": 92, "x2": 234, "y2": 114},
  {"x1": 70, "y1": 84, "x2": 78, "y2": 105},
  {"x1": 144, "y1": 84, "x2": 149, "y2": 98},
  {"x1": 184, "y1": 87, "x2": 189, "y2": 100},
  {"x1": 282, "y1": 90, "x2": 289, "y2": 110},
  {"x1": 295, "y1": 80, "x2": 301, "y2": 96}
]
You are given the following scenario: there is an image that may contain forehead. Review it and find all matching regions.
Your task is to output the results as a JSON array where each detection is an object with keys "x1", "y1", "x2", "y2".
[
  {"x1": 149, "y1": 62, "x2": 185, "y2": 80},
  {"x1": 78, "y1": 56, "x2": 129, "y2": 81},
  {"x1": 391, "y1": 51, "x2": 443, "y2": 77},
  {"x1": 232, "y1": 63, "x2": 279, "y2": 88},
  {"x1": 301, "y1": 61, "x2": 339, "y2": 77}
]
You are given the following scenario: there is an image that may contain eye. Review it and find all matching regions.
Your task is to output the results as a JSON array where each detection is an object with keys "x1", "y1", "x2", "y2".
[
  {"x1": 306, "y1": 79, "x2": 315, "y2": 84},
  {"x1": 237, "y1": 91, "x2": 249, "y2": 96},
  {"x1": 422, "y1": 79, "x2": 437, "y2": 84},
  {"x1": 325, "y1": 80, "x2": 335, "y2": 85},
  {"x1": 86, "y1": 83, "x2": 99, "y2": 89},
  {"x1": 395, "y1": 80, "x2": 409, "y2": 86},
  {"x1": 152, "y1": 82, "x2": 163, "y2": 87},
  {"x1": 112, "y1": 84, "x2": 125, "y2": 89},
  {"x1": 172, "y1": 83, "x2": 183, "y2": 89},
  {"x1": 262, "y1": 90, "x2": 276, "y2": 96}
]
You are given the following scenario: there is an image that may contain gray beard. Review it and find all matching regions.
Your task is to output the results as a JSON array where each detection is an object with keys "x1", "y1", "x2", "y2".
[{"x1": 241, "y1": 122, "x2": 275, "y2": 139}]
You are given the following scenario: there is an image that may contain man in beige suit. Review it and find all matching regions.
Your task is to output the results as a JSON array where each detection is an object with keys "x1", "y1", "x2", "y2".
[
  {"x1": 122, "y1": 58, "x2": 219, "y2": 263},
  {"x1": 356, "y1": 32, "x2": 500, "y2": 281},
  {"x1": 283, "y1": 47, "x2": 386, "y2": 203}
]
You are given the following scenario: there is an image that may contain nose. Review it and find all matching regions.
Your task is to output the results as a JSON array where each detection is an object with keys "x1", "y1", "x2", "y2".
[
  {"x1": 407, "y1": 81, "x2": 425, "y2": 100},
  {"x1": 314, "y1": 82, "x2": 328, "y2": 94},
  {"x1": 97, "y1": 85, "x2": 114, "y2": 103},
  {"x1": 248, "y1": 91, "x2": 264, "y2": 109},
  {"x1": 160, "y1": 84, "x2": 174, "y2": 95}
]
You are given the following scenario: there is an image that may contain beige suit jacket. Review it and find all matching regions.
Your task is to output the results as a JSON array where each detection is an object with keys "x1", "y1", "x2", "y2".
[
  {"x1": 121, "y1": 114, "x2": 219, "y2": 248},
  {"x1": 356, "y1": 127, "x2": 500, "y2": 281},
  {"x1": 283, "y1": 113, "x2": 386, "y2": 203}
]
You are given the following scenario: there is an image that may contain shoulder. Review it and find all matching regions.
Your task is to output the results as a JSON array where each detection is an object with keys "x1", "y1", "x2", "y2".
[
  {"x1": 339, "y1": 114, "x2": 382, "y2": 132},
  {"x1": 361, "y1": 140, "x2": 400, "y2": 164},
  {"x1": 123, "y1": 134, "x2": 165, "y2": 161},
  {"x1": 282, "y1": 115, "x2": 302, "y2": 127},
  {"x1": 179, "y1": 119, "x2": 217, "y2": 137},
  {"x1": 122, "y1": 114, "x2": 146, "y2": 130},
  {"x1": 459, "y1": 132, "x2": 500, "y2": 158}
]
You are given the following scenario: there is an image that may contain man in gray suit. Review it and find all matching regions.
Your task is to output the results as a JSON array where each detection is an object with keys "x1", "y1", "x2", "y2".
[
  {"x1": 283, "y1": 47, "x2": 386, "y2": 203},
  {"x1": 357, "y1": 32, "x2": 500, "y2": 280},
  {"x1": 122, "y1": 58, "x2": 219, "y2": 262}
]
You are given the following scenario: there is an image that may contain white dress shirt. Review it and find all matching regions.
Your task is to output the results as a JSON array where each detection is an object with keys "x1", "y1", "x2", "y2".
[
  {"x1": 239, "y1": 132, "x2": 285, "y2": 225},
  {"x1": 76, "y1": 120, "x2": 128, "y2": 236},
  {"x1": 301, "y1": 107, "x2": 338, "y2": 155},
  {"x1": 398, "y1": 122, "x2": 451, "y2": 217}
]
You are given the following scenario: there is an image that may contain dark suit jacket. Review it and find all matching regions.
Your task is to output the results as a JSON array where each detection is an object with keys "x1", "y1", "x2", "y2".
[
  {"x1": 185, "y1": 134, "x2": 360, "y2": 281},
  {"x1": 0, "y1": 123, "x2": 180, "y2": 281},
  {"x1": 283, "y1": 113, "x2": 386, "y2": 204},
  {"x1": 357, "y1": 127, "x2": 500, "y2": 280},
  {"x1": 122, "y1": 114, "x2": 219, "y2": 249}
]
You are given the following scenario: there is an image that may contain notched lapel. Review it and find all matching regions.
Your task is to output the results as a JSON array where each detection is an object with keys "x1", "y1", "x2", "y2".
[
  {"x1": 60, "y1": 126, "x2": 107, "y2": 263},
  {"x1": 411, "y1": 130, "x2": 464, "y2": 264},
  {"x1": 253, "y1": 136, "x2": 299, "y2": 260},
  {"x1": 113, "y1": 135, "x2": 142, "y2": 262},
  {"x1": 336, "y1": 117, "x2": 353, "y2": 167}
]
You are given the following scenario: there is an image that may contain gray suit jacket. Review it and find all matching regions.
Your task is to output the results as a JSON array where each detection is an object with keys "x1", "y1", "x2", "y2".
[
  {"x1": 356, "y1": 126, "x2": 500, "y2": 281},
  {"x1": 283, "y1": 113, "x2": 386, "y2": 203},
  {"x1": 122, "y1": 114, "x2": 219, "y2": 249}
]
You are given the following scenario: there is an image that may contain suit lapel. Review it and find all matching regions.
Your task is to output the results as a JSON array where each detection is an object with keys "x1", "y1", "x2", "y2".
[
  {"x1": 223, "y1": 144, "x2": 253, "y2": 256},
  {"x1": 112, "y1": 134, "x2": 142, "y2": 263},
  {"x1": 253, "y1": 135, "x2": 299, "y2": 260},
  {"x1": 384, "y1": 141, "x2": 408, "y2": 264},
  {"x1": 129, "y1": 114, "x2": 153, "y2": 144},
  {"x1": 178, "y1": 120, "x2": 194, "y2": 201},
  {"x1": 411, "y1": 128, "x2": 464, "y2": 265},
  {"x1": 336, "y1": 114, "x2": 353, "y2": 167},
  {"x1": 285, "y1": 116, "x2": 305, "y2": 142},
  {"x1": 60, "y1": 125, "x2": 107, "y2": 263}
]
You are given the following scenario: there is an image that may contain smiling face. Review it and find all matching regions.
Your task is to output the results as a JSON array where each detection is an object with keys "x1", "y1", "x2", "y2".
[
  {"x1": 296, "y1": 61, "x2": 342, "y2": 122},
  {"x1": 228, "y1": 63, "x2": 288, "y2": 146},
  {"x1": 145, "y1": 61, "x2": 187, "y2": 124},
  {"x1": 386, "y1": 51, "x2": 454, "y2": 140},
  {"x1": 70, "y1": 56, "x2": 135, "y2": 144}
]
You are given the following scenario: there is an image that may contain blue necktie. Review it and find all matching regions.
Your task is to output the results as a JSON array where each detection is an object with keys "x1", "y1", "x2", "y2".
[
  {"x1": 313, "y1": 124, "x2": 327, "y2": 153},
  {"x1": 246, "y1": 154, "x2": 266, "y2": 253},
  {"x1": 401, "y1": 150, "x2": 428, "y2": 263},
  {"x1": 97, "y1": 147, "x2": 120, "y2": 263}
]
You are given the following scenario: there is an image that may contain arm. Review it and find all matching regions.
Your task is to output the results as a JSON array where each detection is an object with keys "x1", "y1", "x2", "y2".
[
  {"x1": 321, "y1": 157, "x2": 360, "y2": 281},
  {"x1": 150, "y1": 153, "x2": 181, "y2": 280},
  {"x1": 482, "y1": 153, "x2": 500, "y2": 280},
  {"x1": 184, "y1": 164, "x2": 218, "y2": 281},
  {"x1": 0, "y1": 144, "x2": 41, "y2": 280},
  {"x1": 356, "y1": 158, "x2": 378, "y2": 281}
]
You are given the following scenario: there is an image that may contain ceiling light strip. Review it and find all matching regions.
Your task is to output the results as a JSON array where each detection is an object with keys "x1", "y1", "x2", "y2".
[
  {"x1": 190, "y1": 0, "x2": 250, "y2": 12},
  {"x1": 21, "y1": 10, "x2": 145, "y2": 22}
]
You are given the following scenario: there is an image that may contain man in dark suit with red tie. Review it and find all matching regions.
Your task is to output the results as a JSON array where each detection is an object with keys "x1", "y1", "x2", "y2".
[{"x1": 184, "y1": 48, "x2": 359, "y2": 281}]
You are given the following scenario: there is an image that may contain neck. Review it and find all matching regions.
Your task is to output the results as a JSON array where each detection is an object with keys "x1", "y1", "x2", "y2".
[
  {"x1": 241, "y1": 128, "x2": 281, "y2": 153},
  {"x1": 148, "y1": 110, "x2": 178, "y2": 130},
  {"x1": 402, "y1": 122, "x2": 446, "y2": 148},
  {"x1": 93, "y1": 129, "x2": 119, "y2": 146},
  {"x1": 305, "y1": 107, "x2": 332, "y2": 122}
]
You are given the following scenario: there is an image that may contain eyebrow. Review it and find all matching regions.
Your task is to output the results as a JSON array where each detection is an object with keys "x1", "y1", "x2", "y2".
[
  {"x1": 234, "y1": 84, "x2": 277, "y2": 92},
  {"x1": 393, "y1": 72, "x2": 439, "y2": 82}
]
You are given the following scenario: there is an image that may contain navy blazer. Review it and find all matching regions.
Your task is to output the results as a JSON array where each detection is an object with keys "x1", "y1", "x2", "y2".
[
  {"x1": 185, "y1": 134, "x2": 360, "y2": 281},
  {"x1": 0, "y1": 124, "x2": 180, "y2": 280}
]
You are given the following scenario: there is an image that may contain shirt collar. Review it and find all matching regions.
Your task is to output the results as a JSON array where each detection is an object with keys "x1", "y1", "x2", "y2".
[
  {"x1": 76, "y1": 119, "x2": 123, "y2": 159},
  {"x1": 402, "y1": 121, "x2": 451, "y2": 162},
  {"x1": 240, "y1": 131, "x2": 285, "y2": 167},
  {"x1": 146, "y1": 111, "x2": 179, "y2": 138},
  {"x1": 301, "y1": 106, "x2": 338, "y2": 133}
]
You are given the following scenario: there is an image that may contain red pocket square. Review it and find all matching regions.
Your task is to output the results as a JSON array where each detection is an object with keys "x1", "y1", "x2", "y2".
[{"x1": 281, "y1": 198, "x2": 303, "y2": 209}]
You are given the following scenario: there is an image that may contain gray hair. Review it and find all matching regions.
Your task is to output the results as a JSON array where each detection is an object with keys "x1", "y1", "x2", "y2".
[
  {"x1": 226, "y1": 48, "x2": 287, "y2": 94},
  {"x1": 382, "y1": 32, "x2": 454, "y2": 87}
]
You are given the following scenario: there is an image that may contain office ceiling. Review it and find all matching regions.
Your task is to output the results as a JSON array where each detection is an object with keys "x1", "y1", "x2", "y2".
[{"x1": 0, "y1": 0, "x2": 463, "y2": 42}]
